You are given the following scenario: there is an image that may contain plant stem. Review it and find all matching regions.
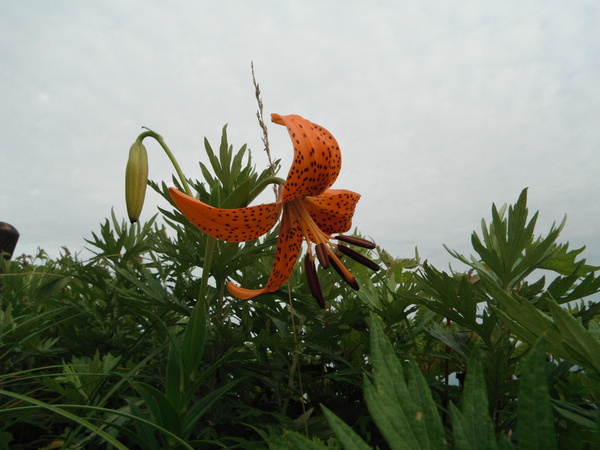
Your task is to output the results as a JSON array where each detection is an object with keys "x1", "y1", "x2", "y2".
[
  {"x1": 137, "y1": 129, "x2": 192, "y2": 196},
  {"x1": 136, "y1": 127, "x2": 214, "y2": 380}
]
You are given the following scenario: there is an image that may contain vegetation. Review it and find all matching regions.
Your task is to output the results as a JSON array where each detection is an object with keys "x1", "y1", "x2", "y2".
[{"x1": 1, "y1": 126, "x2": 599, "y2": 449}]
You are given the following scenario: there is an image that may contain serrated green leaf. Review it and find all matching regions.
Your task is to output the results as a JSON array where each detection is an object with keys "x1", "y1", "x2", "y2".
[
  {"x1": 452, "y1": 189, "x2": 567, "y2": 292},
  {"x1": 589, "y1": 320, "x2": 600, "y2": 340},
  {"x1": 485, "y1": 274, "x2": 600, "y2": 374},
  {"x1": 218, "y1": 125, "x2": 232, "y2": 186},
  {"x1": 483, "y1": 281, "x2": 572, "y2": 359},
  {"x1": 547, "y1": 301, "x2": 600, "y2": 374},
  {"x1": 540, "y1": 243, "x2": 599, "y2": 276},
  {"x1": 321, "y1": 405, "x2": 371, "y2": 450},
  {"x1": 284, "y1": 431, "x2": 327, "y2": 449},
  {"x1": 449, "y1": 404, "x2": 470, "y2": 450},
  {"x1": 203, "y1": 136, "x2": 223, "y2": 181},
  {"x1": 405, "y1": 360, "x2": 447, "y2": 446},
  {"x1": 365, "y1": 315, "x2": 447, "y2": 450},
  {"x1": 449, "y1": 348, "x2": 497, "y2": 450},
  {"x1": 563, "y1": 272, "x2": 600, "y2": 305},
  {"x1": 199, "y1": 161, "x2": 216, "y2": 187},
  {"x1": 231, "y1": 143, "x2": 248, "y2": 178},
  {"x1": 517, "y1": 338, "x2": 557, "y2": 450}
]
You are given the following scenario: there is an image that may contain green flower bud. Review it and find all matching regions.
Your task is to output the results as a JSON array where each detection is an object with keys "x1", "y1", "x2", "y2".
[{"x1": 125, "y1": 140, "x2": 148, "y2": 223}]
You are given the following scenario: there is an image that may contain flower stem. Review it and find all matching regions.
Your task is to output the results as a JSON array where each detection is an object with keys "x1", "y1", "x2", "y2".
[
  {"x1": 135, "y1": 127, "x2": 213, "y2": 379},
  {"x1": 137, "y1": 128, "x2": 193, "y2": 196}
]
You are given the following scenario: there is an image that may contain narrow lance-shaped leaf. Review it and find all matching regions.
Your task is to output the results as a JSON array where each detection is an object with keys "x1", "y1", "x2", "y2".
[
  {"x1": 364, "y1": 315, "x2": 447, "y2": 450},
  {"x1": 218, "y1": 125, "x2": 232, "y2": 185},
  {"x1": 322, "y1": 405, "x2": 372, "y2": 450},
  {"x1": 517, "y1": 337, "x2": 558, "y2": 450},
  {"x1": 449, "y1": 347, "x2": 497, "y2": 450}
]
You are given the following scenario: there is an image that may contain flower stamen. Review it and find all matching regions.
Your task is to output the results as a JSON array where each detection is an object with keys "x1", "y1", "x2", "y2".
[
  {"x1": 328, "y1": 248, "x2": 360, "y2": 290},
  {"x1": 286, "y1": 198, "x2": 378, "y2": 299},
  {"x1": 315, "y1": 243, "x2": 330, "y2": 269},
  {"x1": 304, "y1": 254, "x2": 325, "y2": 308},
  {"x1": 335, "y1": 244, "x2": 381, "y2": 272},
  {"x1": 336, "y1": 235, "x2": 376, "y2": 249},
  {"x1": 288, "y1": 199, "x2": 331, "y2": 245}
]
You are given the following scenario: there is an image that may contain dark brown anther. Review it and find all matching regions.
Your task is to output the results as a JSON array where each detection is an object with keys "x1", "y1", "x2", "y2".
[
  {"x1": 329, "y1": 255, "x2": 360, "y2": 290},
  {"x1": 336, "y1": 245, "x2": 381, "y2": 272},
  {"x1": 315, "y1": 243, "x2": 330, "y2": 268},
  {"x1": 336, "y1": 235, "x2": 376, "y2": 249},
  {"x1": 304, "y1": 254, "x2": 325, "y2": 308}
]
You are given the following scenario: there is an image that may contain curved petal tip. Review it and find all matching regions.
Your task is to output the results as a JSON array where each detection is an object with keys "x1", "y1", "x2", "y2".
[{"x1": 226, "y1": 281, "x2": 273, "y2": 300}]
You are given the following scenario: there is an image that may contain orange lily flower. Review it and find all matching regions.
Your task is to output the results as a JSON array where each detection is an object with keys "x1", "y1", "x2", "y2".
[{"x1": 169, "y1": 113, "x2": 378, "y2": 307}]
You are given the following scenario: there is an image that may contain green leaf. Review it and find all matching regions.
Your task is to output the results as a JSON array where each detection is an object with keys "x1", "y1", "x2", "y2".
[
  {"x1": 412, "y1": 265, "x2": 485, "y2": 337},
  {"x1": 181, "y1": 377, "x2": 245, "y2": 439},
  {"x1": 546, "y1": 300, "x2": 600, "y2": 374},
  {"x1": 448, "y1": 188, "x2": 565, "y2": 291},
  {"x1": 483, "y1": 281, "x2": 600, "y2": 372},
  {"x1": 321, "y1": 405, "x2": 371, "y2": 450},
  {"x1": 449, "y1": 348, "x2": 497, "y2": 450},
  {"x1": 0, "y1": 389, "x2": 129, "y2": 449},
  {"x1": 165, "y1": 341, "x2": 184, "y2": 409},
  {"x1": 405, "y1": 359, "x2": 448, "y2": 446},
  {"x1": 199, "y1": 161, "x2": 216, "y2": 187},
  {"x1": 595, "y1": 408, "x2": 600, "y2": 450},
  {"x1": 540, "y1": 243, "x2": 599, "y2": 276},
  {"x1": 284, "y1": 431, "x2": 327, "y2": 449},
  {"x1": 364, "y1": 315, "x2": 447, "y2": 449},
  {"x1": 220, "y1": 177, "x2": 253, "y2": 208},
  {"x1": 552, "y1": 400, "x2": 597, "y2": 429},
  {"x1": 230, "y1": 143, "x2": 245, "y2": 178},
  {"x1": 135, "y1": 382, "x2": 181, "y2": 434},
  {"x1": 203, "y1": 136, "x2": 223, "y2": 182},
  {"x1": 517, "y1": 338, "x2": 558, "y2": 450},
  {"x1": 182, "y1": 291, "x2": 207, "y2": 378},
  {"x1": 125, "y1": 400, "x2": 163, "y2": 450},
  {"x1": 218, "y1": 125, "x2": 233, "y2": 187}
]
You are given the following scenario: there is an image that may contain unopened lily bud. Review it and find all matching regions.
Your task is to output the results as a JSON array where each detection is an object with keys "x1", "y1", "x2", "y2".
[{"x1": 125, "y1": 140, "x2": 148, "y2": 223}]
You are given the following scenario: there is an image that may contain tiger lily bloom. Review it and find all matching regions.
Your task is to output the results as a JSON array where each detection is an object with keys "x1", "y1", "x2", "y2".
[{"x1": 169, "y1": 113, "x2": 379, "y2": 307}]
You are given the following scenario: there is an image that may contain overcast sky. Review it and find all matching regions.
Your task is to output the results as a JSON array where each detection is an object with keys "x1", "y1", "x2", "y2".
[{"x1": 2, "y1": 1, "x2": 599, "y2": 271}]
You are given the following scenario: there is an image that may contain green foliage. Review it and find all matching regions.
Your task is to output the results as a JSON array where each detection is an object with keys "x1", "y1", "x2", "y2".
[
  {"x1": 517, "y1": 338, "x2": 558, "y2": 450},
  {"x1": 449, "y1": 348, "x2": 497, "y2": 450},
  {"x1": 362, "y1": 316, "x2": 446, "y2": 449},
  {"x1": 0, "y1": 124, "x2": 598, "y2": 449}
]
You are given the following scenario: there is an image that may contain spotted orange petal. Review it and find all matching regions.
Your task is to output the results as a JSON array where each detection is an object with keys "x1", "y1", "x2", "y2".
[
  {"x1": 169, "y1": 187, "x2": 282, "y2": 242},
  {"x1": 302, "y1": 189, "x2": 361, "y2": 236},
  {"x1": 272, "y1": 114, "x2": 342, "y2": 203},
  {"x1": 227, "y1": 207, "x2": 303, "y2": 299}
]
